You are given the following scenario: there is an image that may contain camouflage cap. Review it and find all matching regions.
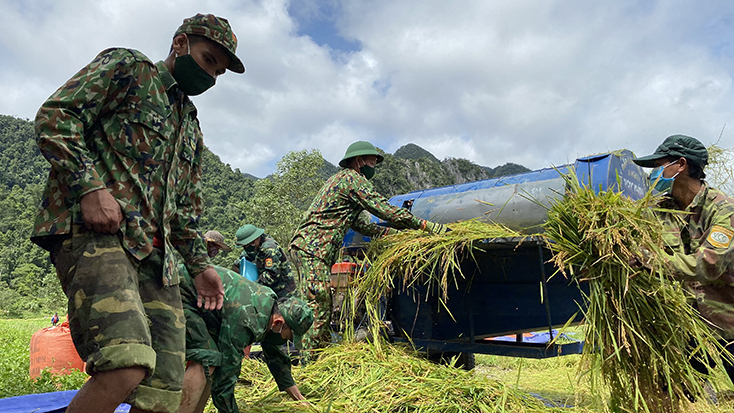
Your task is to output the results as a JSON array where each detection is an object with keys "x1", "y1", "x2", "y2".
[
  {"x1": 280, "y1": 297, "x2": 313, "y2": 337},
  {"x1": 633, "y1": 135, "x2": 709, "y2": 168},
  {"x1": 175, "y1": 13, "x2": 245, "y2": 73},
  {"x1": 204, "y1": 230, "x2": 232, "y2": 252}
]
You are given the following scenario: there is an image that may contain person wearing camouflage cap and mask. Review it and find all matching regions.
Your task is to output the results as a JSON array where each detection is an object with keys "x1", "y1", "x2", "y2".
[
  {"x1": 290, "y1": 141, "x2": 450, "y2": 353},
  {"x1": 232, "y1": 224, "x2": 296, "y2": 298},
  {"x1": 178, "y1": 266, "x2": 313, "y2": 413},
  {"x1": 634, "y1": 134, "x2": 734, "y2": 385},
  {"x1": 31, "y1": 13, "x2": 244, "y2": 413}
]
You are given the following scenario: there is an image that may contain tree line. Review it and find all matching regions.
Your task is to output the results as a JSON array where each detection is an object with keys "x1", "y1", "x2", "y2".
[{"x1": 0, "y1": 114, "x2": 518, "y2": 318}]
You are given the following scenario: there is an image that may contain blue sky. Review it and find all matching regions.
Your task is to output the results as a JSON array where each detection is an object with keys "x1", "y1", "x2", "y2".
[{"x1": 0, "y1": 0, "x2": 732, "y2": 178}]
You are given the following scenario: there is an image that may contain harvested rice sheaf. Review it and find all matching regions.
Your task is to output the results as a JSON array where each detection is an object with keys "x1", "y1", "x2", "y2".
[
  {"x1": 543, "y1": 172, "x2": 728, "y2": 413},
  {"x1": 231, "y1": 342, "x2": 573, "y2": 413},
  {"x1": 352, "y1": 220, "x2": 522, "y2": 350}
]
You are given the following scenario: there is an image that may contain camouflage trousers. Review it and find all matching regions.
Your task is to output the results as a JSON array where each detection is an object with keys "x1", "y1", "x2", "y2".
[
  {"x1": 289, "y1": 248, "x2": 332, "y2": 353},
  {"x1": 181, "y1": 294, "x2": 224, "y2": 383},
  {"x1": 51, "y1": 225, "x2": 185, "y2": 413}
]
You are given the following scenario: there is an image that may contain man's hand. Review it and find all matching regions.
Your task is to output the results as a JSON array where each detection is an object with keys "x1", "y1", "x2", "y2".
[
  {"x1": 80, "y1": 189, "x2": 123, "y2": 234},
  {"x1": 422, "y1": 220, "x2": 451, "y2": 235},
  {"x1": 284, "y1": 385, "x2": 310, "y2": 406},
  {"x1": 194, "y1": 267, "x2": 224, "y2": 310},
  {"x1": 628, "y1": 246, "x2": 654, "y2": 270}
]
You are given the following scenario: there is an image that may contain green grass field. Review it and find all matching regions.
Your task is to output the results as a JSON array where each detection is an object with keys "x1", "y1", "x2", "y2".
[
  {"x1": 3, "y1": 319, "x2": 734, "y2": 412},
  {"x1": 0, "y1": 318, "x2": 87, "y2": 399}
]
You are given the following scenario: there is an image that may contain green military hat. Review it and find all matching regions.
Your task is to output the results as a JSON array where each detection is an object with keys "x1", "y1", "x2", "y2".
[
  {"x1": 279, "y1": 297, "x2": 313, "y2": 340},
  {"x1": 175, "y1": 13, "x2": 245, "y2": 73},
  {"x1": 338, "y1": 141, "x2": 385, "y2": 168},
  {"x1": 235, "y1": 224, "x2": 264, "y2": 246},
  {"x1": 633, "y1": 135, "x2": 709, "y2": 168}
]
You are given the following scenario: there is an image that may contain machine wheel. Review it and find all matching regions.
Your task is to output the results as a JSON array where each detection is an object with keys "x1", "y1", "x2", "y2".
[{"x1": 429, "y1": 351, "x2": 475, "y2": 371}]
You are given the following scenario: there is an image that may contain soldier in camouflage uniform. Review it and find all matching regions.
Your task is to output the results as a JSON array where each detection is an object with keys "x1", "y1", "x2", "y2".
[
  {"x1": 30, "y1": 14, "x2": 244, "y2": 413},
  {"x1": 232, "y1": 224, "x2": 296, "y2": 298},
  {"x1": 634, "y1": 135, "x2": 734, "y2": 384},
  {"x1": 178, "y1": 265, "x2": 313, "y2": 413},
  {"x1": 289, "y1": 141, "x2": 450, "y2": 353}
]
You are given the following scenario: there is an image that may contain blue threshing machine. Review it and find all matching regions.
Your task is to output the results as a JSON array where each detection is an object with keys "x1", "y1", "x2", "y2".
[{"x1": 342, "y1": 150, "x2": 649, "y2": 362}]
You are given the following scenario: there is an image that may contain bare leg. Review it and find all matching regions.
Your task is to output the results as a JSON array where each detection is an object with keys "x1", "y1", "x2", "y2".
[
  {"x1": 178, "y1": 363, "x2": 216, "y2": 413},
  {"x1": 193, "y1": 379, "x2": 212, "y2": 413},
  {"x1": 66, "y1": 366, "x2": 146, "y2": 413}
]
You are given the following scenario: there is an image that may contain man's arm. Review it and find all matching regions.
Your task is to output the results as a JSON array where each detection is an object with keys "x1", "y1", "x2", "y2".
[
  {"x1": 261, "y1": 341, "x2": 298, "y2": 393},
  {"x1": 349, "y1": 176, "x2": 448, "y2": 234},
  {"x1": 257, "y1": 248, "x2": 286, "y2": 286},
  {"x1": 35, "y1": 49, "x2": 138, "y2": 232},
  {"x1": 169, "y1": 126, "x2": 213, "y2": 280},
  {"x1": 667, "y1": 210, "x2": 734, "y2": 283}
]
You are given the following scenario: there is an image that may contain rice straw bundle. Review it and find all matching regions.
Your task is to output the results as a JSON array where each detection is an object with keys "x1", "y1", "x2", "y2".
[
  {"x1": 350, "y1": 220, "x2": 521, "y2": 350},
  {"x1": 543, "y1": 172, "x2": 727, "y2": 412},
  {"x1": 231, "y1": 342, "x2": 573, "y2": 413}
]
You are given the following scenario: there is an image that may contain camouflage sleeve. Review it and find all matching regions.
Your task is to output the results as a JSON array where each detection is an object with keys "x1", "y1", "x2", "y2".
[
  {"x1": 170, "y1": 113, "x2": 210, "y2": 277},
  {"x1": 35, "y1": 48, "x2": 139, "y2": 199},
  {"x1": 667, "y1": 207, "x2": 734, "y2": 283},
  {"x1": 210, "y1": 316, "x2": 253, "y2": 413},
  {"x1": 349, "y1": 177, "x2": 423, "y2": 231},
  {"x1": 352, "y1": 210, "x2": 390, "y2": 238},
  {"x1": 258, "y1": 248, "x2": 284, "y2": 286},
  {"x1": 262, "y1": 341, "x2": 296, "y2": 391}
]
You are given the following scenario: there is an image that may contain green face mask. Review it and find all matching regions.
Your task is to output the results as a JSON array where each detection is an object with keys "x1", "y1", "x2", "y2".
[
  {"x1": 244, "y1": 245, "x2": 255, "y2": 254},
  {"x1": 360, "y1": 165, "x2": 375, "y2": 180},
  {"x1": 173, "y1": 41, "x2": 215, "y2": 96}
]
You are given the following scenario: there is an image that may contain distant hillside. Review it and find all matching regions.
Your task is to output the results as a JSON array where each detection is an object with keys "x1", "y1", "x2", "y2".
[
  {"x1": 371, "y1": 143, "x2": 530, "y2": 198},
  {"x1": 394, "y1": 143, "x2": 440, "y2": 163}
]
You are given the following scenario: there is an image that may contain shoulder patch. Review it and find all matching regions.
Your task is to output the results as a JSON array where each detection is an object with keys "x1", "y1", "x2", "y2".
[
  {"x1": 707, "y1": 225, "x2": 734, "y2": 249},
  {"x1": 265, "y1": 258, "x2": 273, "y2": 268}
]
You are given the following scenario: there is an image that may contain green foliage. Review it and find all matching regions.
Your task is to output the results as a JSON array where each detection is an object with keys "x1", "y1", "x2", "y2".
[
  {"x1": 0, "y1": 318, "x2": 87, "y2": 398},
  {"x1": 0, "y1": 114, "x2": 532, "y2": 315},
  {"x1": 237, "y1": 149, "x2": 326, "y2": 247},
  {"x1": 0, "y1": 115, "x2": 49, "y2": 189},
  {"x1": 707, "y1": 144, "x2": 734, "y2": 195},
  {"x1": 199, "y1": 149, "x2": 256, "y2": 267}
]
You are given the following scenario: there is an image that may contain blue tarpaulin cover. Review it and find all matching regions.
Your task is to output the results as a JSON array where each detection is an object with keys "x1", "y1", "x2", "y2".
[
  {"x1": 490, "y1": 329, "x2": 574, "y2": 344},
  {"x1": 0, "y1": 390, "x2": 130, "y2": 413}
]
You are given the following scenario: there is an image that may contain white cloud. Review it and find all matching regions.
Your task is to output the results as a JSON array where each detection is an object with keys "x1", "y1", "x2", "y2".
[{"x1": 1, "y1": 0, "x2": 732, "y2": 177}]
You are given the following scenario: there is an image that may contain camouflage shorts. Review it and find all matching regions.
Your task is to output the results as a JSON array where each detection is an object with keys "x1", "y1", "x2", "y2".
[
  {"x1": 51, "y1": 225, "x2": 185, "y2": 413},
  {"x1": 290, "y1": 248, "x2": 332, "y2": 351}
]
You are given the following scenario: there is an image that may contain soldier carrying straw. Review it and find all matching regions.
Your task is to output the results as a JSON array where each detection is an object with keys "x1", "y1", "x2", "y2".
[
  {"x1": 633, "y1": 135, "x2": 734, "y2": 395},
  {"x1": 289, "y1": 140, "x2": 451, "y2": 354}
]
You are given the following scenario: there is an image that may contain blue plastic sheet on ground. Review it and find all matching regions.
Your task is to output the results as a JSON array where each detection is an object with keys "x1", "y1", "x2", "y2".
[
  {"x1": 0, "y1": 390, "x2": 130, "y2": 413},
  {"x1": 490, "y1": 329, "x2": 575, "y2": 344}
]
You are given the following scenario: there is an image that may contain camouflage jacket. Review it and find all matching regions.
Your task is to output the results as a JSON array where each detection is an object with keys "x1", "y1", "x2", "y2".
[
  {"x1": 32, "y1": 48, "x2": 211, "y2": 286},
  {"x1": 290, "y1": 168, "x2": 422, "y2": 265},
  {"x1": 180, "y1": 265, "x2": 295, "y2": 413},
  {"x1": 658, "y1": 183, "x2": 734, "y2": 339},
  {"x1": 237, "y1": 234, "x2": 295, "y2": 298}
]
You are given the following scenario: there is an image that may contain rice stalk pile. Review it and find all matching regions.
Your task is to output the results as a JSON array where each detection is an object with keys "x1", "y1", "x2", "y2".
[
  {"x1": 543, "y1": 172, "x2": 727, "y2": 412},
  {"x1": 350, "y1": 220, "x2": 521, "y2": 349},
  {"x1": 229, "y1": 342, "x2": 574, "y2": 413}
]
